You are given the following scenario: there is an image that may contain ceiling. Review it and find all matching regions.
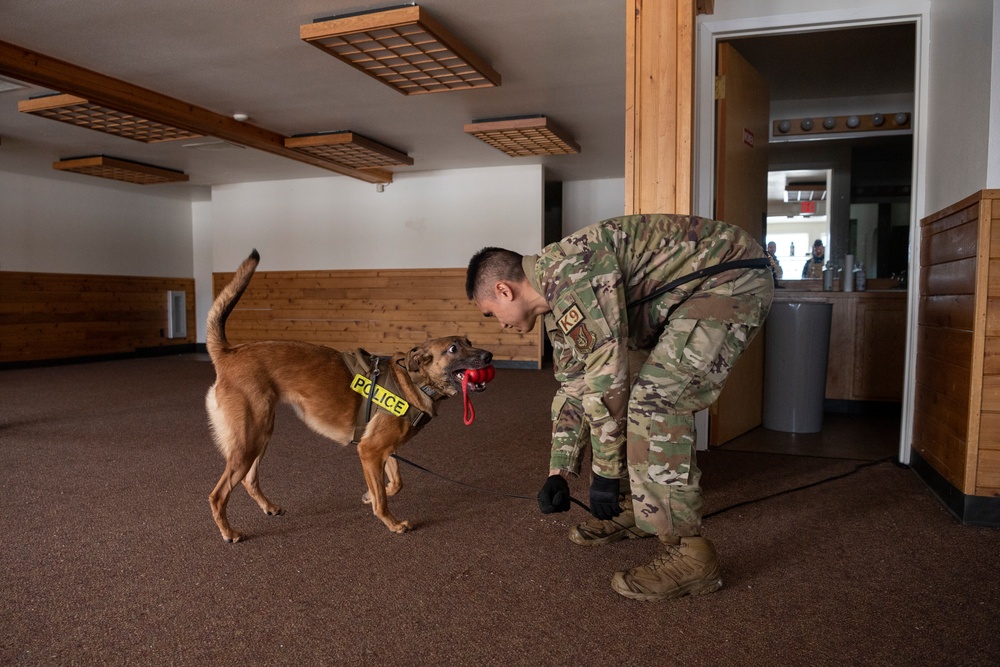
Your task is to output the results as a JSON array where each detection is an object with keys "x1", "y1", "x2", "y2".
[
  {"x1": 0, "y1": 0, "x2": 626, "y2": 190},
  {"x1": 0, "y1": 3, "x2": 916, "y2": 193}
]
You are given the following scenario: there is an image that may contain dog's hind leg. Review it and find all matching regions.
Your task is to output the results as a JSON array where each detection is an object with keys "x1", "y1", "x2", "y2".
[
  {"x1": 383, "y1": 455, "x2": 403, "y2": 496},
  {"x1": 358, "y1": 438, "x2": 412, "y2": 534},
  {"x1": 361, "y1": 455, "x2": 404, "y2": 505},
  {"x1": 209, "y1": 453, "x2": 256, "y2": 543},
  {"x1": 242, "y1": 437, "x2": 283, "y2": 517},
  {"x1": 207, "y1": 391, "x2": 274, "y2": 543}
]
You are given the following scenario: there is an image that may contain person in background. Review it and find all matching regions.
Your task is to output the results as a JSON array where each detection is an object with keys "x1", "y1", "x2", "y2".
[
  {"x1": 802, "y1": 239, "x2": 825, "y2": 279},
  {"x1": 766, "y1": 241, "x2": 783, "y2": 282},
  {"x1": 466, "y1": 214, "x2": 773, "y2": 602}
]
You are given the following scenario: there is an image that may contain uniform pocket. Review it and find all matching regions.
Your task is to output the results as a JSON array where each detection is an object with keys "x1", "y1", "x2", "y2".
[{"x1": 642, "y1": 318, "x2": 729, "y2": 407}]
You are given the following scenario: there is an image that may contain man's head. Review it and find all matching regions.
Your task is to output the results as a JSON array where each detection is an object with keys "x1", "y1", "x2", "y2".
[
  {"x1": 812, "y1": 239, "x2": 825, "y2": 259},
  {"x1": 466, "y1": 247, "x2": 544, "y2": 333},
  {"x1": 767, "y1": 241, "x2": 777, "y2": 254}
]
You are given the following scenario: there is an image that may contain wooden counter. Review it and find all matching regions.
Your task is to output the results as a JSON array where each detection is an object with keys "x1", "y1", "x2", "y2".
[
  {"x1": 772, "y1": 288, "x2": 908, "y2": 402},
  {"x1": 914, "y1": 189, "x2": 1000, "y2": 510}
]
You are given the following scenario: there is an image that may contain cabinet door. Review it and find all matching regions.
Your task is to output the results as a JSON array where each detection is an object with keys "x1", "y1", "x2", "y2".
[{"x1": 853, "y1": 299, "x2": 907, "y2": 400}]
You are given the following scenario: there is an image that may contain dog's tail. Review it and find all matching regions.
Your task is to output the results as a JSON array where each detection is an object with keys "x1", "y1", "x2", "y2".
[{"x1": 206, "y1": 249, "x2": 260, "y2": 360}]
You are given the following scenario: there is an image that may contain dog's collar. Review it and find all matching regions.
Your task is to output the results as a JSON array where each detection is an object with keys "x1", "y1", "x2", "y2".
[{"x1": 395, "y1": 359, "x2": 447, "y2": 401}]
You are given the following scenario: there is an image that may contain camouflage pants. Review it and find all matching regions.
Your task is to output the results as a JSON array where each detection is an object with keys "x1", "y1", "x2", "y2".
[{"x1": 628, "y1": 268, "x2": 772, "y2": 537}]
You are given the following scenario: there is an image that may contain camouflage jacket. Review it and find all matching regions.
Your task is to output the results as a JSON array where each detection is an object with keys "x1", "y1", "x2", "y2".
[{"x1": 523, "y1": 214, "x2": 767, "y2": 478}]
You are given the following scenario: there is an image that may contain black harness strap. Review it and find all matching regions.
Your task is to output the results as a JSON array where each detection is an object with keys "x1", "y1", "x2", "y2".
[{"x1": 627, "y1": 257, "x2": 773, "y2": 310}]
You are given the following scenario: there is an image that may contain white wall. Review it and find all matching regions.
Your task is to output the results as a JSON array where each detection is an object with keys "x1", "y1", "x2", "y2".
[
  {"x1": 208, "y1": 164, "x2": 543, "y2": 272},
  {"x1": 990, "y1": 0, "x2": 1000, "y2": 186},
  {"x1": 925, "y1": 0, "x2": 995, "y2": 213},
  {"x1": 0, "y1": 171, "x2": 193, "y2": 276},
  {"x1": 562, "y1": 178, "x2": 625, "y2": 235},
  {"x1": 199, "y1": 164, "x2": 544, "y2": 340},
  {"x1": 191, "y1": 188, "x2": 213, "y2": 344}
]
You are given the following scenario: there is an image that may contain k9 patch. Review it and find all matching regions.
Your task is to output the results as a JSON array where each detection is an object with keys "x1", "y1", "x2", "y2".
[
  {"x1": 557, "y1": 304, "x2": 586, "y2": 335},
  {"x1": 557, "y1": 304, "x2": 596, "y2": 353}
]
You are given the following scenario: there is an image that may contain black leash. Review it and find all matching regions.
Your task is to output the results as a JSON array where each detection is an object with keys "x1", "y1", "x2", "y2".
[
  {"x1": 392, "y1": 454, "x2": 654, "y2": 539},
  {"x1": 391, "y1": 452, "x2": 897, "y2": 531}
]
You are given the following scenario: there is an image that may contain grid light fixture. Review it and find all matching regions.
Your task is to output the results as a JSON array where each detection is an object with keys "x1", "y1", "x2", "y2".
[
  {"x1": 19, "y1": 93, "x2": 203, "y2": 143},
  {"x1": 53, "y1": 155, "x2": 189, "y2": 185},
  {"x1": 463, "y1": 115, "x2": 580, "y2": 157},
  {"x1": 300, "y1": 5, "x2": 501, "y2": 95},
  {"x1": 284, "y1": 131, "x2": 413, "y2": 170}
]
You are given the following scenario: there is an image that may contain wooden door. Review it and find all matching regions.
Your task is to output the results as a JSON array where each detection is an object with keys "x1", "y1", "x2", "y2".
[{"x1": 708, "y1": 42, "x2": 770, "y2": 445}]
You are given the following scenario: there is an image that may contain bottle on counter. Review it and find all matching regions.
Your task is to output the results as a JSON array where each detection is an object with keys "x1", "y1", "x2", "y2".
[
  {"x1": 854, "y1": 263, "x2": 867, "y2": 291},
  {"x1": 822, "y1": 262, "x2": 834, "y2": 291},
  {"x1": 790, "y1": 241, "x2": 795, "y2": 256},
  {"x1": 842, "y1": 255, "x2": 854, "y2": 292}
]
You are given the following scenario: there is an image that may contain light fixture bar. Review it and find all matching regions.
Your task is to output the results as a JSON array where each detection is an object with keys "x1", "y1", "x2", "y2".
[
  {"x1": 0, "y1": 39, "x2": 392, "y2": 183},
  {"x1": 20, "y1": 93, "x2": 203, "y2": 143},
  {"x1": 301, "y1": 5, "x2": 501, "y2": 95},
  {"x1": 285, "y1": 131, "x2": 413, "y2": 170},
  {"x1": 53, "y1": 155, "x2": 189, "y2": 185},
  {"x1": 774, "y1": 112, "x2": 911, "y2": 138},
  {"x1": 464, "y1": 115, "x2": 580, "y2": 157}
]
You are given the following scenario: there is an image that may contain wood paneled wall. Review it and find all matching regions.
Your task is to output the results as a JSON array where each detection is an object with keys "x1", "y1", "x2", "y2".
[
  {"x1": 916, "y1": 189, "x2": 1000, "y2": 497},
  {"x1": 0, "y1": 271, "x2": 195, "y2": 364},
  {"x1": 211, "y1": 267, "x2": 542, "y2": 367}
]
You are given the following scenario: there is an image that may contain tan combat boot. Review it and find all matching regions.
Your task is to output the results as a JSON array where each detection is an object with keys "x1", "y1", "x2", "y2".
[
  {"x1": 610, "y1": 536, "x2": 723, "y2": 601},
  {"x1": 567, "y1": 494, "x2": 653, "y2": 546}
]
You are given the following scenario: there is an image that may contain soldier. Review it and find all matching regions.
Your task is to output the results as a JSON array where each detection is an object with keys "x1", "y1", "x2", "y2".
[{"x1": 466, "y1": 214, "x2": 773, "y2": 601}]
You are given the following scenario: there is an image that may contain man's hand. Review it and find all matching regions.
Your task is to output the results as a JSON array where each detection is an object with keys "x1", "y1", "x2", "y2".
[
  {"x1": 538, "y1": 474, "x2": 571, "y2": 514},
  {"x1": 589, "y1": 475, "x2": 622, "y2": 520}
]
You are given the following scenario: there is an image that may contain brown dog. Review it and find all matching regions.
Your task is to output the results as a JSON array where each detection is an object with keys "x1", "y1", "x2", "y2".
[{"x1": 206, "y1": 250, "x2": 493, "y2": 542}]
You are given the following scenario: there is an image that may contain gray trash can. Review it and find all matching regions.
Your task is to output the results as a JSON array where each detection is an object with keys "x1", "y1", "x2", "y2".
[{"x1": 762, "y1": 302, "x2": 833, "y2": 433}]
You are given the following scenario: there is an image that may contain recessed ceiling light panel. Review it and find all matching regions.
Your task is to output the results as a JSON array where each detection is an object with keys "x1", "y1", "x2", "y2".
[
  {"x1": 464, "y1": 115, "x2": 580, "y2": 157},
  {"x1": 301, "y1": 5, "x2": 501, "y2": 95},
  {"x1": 53, "y1": 155, "x2": 189, "y2": 185},
  {"x1": 285, "y1": 131, "x2": 412, "y2": 170},
  {"x1": 0, "y1": 76, "x2": 26, "y2": 93},
  {"x1": 19, "y1": 93, "x2": 203, "y2": 143}
]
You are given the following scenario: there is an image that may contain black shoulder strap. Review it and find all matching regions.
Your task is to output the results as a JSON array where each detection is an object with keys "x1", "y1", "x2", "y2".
[{"x1": 627, "y1": 257, "x2": 772, "y2": 310}]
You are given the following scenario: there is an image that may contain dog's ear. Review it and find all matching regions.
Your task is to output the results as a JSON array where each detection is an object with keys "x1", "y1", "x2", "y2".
[{"x1": 406, "y1": 346, "x2": 427, "y2": 372}]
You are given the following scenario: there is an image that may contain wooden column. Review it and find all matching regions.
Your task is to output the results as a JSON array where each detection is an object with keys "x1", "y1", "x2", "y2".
[{"x1": 625, "y1": 0, "x2": 696, "y2": 215}]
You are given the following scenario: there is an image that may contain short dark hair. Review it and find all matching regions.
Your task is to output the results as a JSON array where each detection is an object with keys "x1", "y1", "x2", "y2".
[{"x1": 465, "y1": 247, "x2": 525, "y2": 300}]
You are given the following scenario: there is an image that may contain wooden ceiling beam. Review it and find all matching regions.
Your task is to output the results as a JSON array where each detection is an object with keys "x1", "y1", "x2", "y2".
[{"x1": 0, "y1": 39, "x2": 393, "y2": 184}]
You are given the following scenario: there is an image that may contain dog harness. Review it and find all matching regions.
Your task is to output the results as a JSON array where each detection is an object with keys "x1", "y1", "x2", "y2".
[{"x1": 342, "y1": 349, "x2": 434, "y2": 445}]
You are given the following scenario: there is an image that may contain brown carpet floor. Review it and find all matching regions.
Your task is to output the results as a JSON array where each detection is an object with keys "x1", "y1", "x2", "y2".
[{"x1": 1, "y1": 356, "x2": 998, "y2": 666}]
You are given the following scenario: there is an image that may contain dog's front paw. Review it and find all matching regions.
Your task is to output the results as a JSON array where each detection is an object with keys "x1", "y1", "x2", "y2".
[
  {"x1": 361, "y1": 490, "x2": 372, "y2": 505},
  {"x1": 390, "y1": 520, "x2": 412, "y2": 534},
  {"x1": 222, "y1": 530, "x2": 243, "y2": 544}
]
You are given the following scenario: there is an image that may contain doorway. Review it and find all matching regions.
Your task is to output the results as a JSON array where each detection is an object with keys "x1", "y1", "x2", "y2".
[{"x1": 699, "y1": 18, "x2": 921, "y2": 461}]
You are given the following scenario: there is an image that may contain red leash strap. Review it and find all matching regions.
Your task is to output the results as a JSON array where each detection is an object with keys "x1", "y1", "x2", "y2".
[
  {"x1": 461, "y1": 365, "x2": 495, "y2": 426},
  {"x1": 462, "y1": 373, "x2": 475, "y2": 426}
]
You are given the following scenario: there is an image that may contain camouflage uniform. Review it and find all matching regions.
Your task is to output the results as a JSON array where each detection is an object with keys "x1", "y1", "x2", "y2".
[{"x1": 524, "y1": 214, "x2": 773, "y2": 537}]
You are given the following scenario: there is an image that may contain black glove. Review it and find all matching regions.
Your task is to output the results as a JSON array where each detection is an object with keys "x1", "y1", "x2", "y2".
[
  {"x1": 589, "y1": 475, "x2": 622, "y2": 520},
  {"x1": 538, "y1": 474, "x2": 571, "y2": 514}
]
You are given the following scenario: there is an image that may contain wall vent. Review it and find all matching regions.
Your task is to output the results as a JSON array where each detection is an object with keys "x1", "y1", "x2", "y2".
[{"x1": 167, "y1": 291, "x2": 187, "y2": 339}]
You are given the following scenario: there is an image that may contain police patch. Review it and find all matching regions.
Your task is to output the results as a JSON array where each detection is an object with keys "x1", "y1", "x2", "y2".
[{"x1": 556, "y1": 304, "x2": 585, "y2": 335}]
